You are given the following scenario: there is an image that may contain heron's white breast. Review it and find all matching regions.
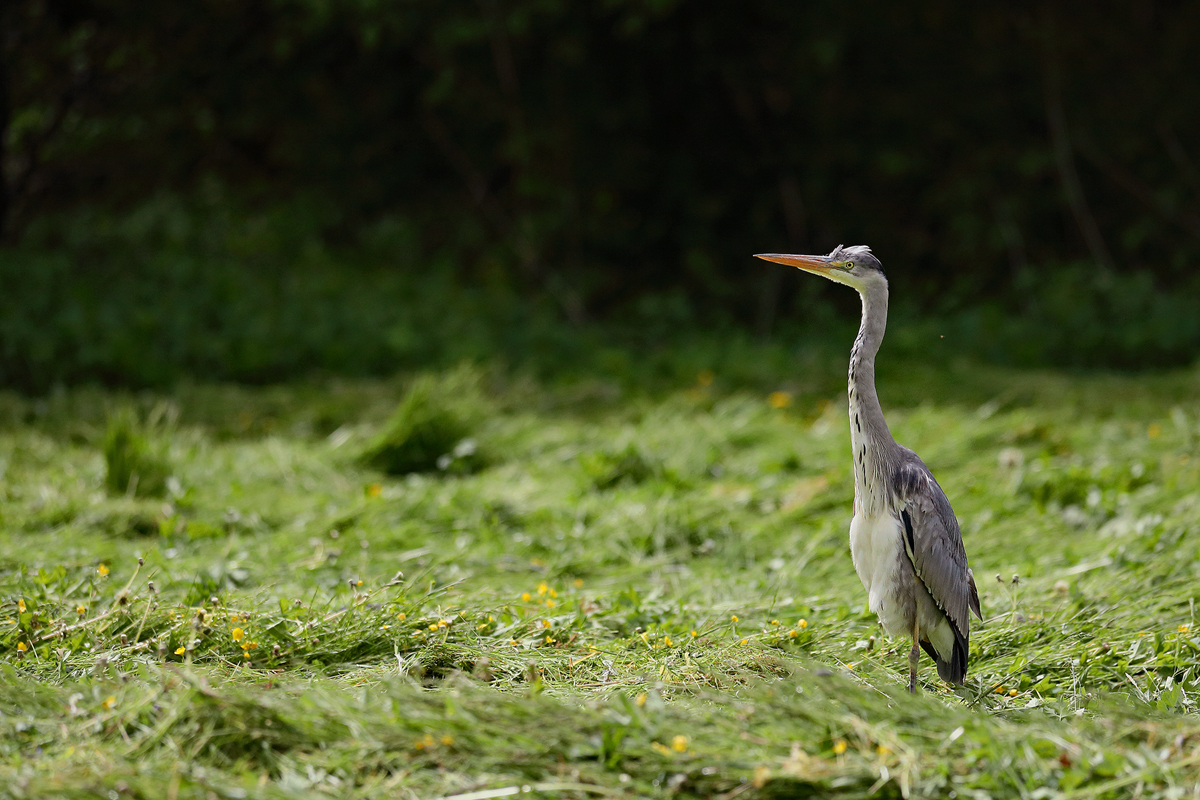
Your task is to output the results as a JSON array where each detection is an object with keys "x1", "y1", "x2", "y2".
[{"x1": 848, "y1": 512, "x2": 910, "y2": 638}]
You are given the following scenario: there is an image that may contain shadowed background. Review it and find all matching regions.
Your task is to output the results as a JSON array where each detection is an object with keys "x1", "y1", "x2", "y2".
[{"x1": 3, "y1": 0, "x2": 1199, "y2": 389}]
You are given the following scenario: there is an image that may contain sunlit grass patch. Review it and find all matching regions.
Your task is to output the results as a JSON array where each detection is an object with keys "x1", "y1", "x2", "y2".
[{"x1": 1, "y1": 363, "x2": 1200, "y2": 796}]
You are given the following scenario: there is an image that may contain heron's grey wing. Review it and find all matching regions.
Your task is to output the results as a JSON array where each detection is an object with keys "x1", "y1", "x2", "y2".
[{"x1": 892, "y1": 457, "x2": 982, "y2": 640}]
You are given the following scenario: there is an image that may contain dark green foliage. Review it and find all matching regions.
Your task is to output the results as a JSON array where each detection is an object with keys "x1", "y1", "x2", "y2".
[
  {"x1": 359, "y1": 368, "x2": 492, "y2": 475},
  {"x1": 102, "y1": 410, "x2": 171, "y2": 497},
  {"x1": 4, "y1": 1, "x2": 1200, "y2": 389}
]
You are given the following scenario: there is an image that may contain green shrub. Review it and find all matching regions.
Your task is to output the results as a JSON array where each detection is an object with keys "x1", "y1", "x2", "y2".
[
  {"x1": 103, "y1": 410, "x2": 172, "y2": 497},
  {"x1": 358, "y1": 367, "x2": 492, "y2": 476}
]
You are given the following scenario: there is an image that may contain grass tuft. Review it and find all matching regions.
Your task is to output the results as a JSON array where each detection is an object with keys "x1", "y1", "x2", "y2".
[
  {"x1": 358, "y1": 366, "x2": 492, "y2": 475},
  {"x1": 102, "y1": 408, "x2": 172, "y2": 497},
  {"x1": 580, "y1": 443, "x2": 676, "y2": 490}
]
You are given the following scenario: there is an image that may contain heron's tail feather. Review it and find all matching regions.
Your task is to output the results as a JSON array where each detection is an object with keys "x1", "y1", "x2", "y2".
[{"x1": 919, "y1": 628, "x2": 969, "y2": 685}]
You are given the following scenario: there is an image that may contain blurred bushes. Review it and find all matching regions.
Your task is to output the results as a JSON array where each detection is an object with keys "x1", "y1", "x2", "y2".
[
  {"x1": 0, "y1": 196, "x2": 588, "y2": 389},
  {"x1": 4, "y1": 0, "x2": 1200, "y2": 383},
  {"x1": 2, "y1": 193, "x2": 1199, "y2": 394}
]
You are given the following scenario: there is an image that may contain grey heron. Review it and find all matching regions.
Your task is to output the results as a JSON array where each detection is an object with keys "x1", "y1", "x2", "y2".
[{"x1": 755, "y1": 245, "x2": 982, "y2": 692}]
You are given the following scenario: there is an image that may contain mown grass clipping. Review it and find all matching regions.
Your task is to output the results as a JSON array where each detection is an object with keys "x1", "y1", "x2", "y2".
[
  {"x1": 357, "y1": 366, "x2": 492, "y2": 476},
  {"x1": 2, "y1": 360, "x2": 1200, "y2": 798}
]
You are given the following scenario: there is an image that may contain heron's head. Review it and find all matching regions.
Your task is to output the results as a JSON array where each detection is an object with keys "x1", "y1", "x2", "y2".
[{"x1": 754, "y1": 245, "x2": 885, "y2": 292}]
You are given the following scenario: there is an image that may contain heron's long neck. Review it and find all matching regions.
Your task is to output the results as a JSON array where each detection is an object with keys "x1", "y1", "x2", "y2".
[{"x1": 848, "y1": 279, "x2": 895, "y2": 515}]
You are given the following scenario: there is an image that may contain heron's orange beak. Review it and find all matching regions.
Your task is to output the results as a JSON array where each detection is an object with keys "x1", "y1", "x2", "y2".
[{"x1": 753, "y1": 253, "x2": 836, "y2": 276}]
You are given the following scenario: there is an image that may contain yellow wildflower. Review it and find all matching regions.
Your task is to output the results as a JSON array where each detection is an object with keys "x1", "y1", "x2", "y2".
[
  {"x1": 664, "y1": 636, "x2": 674, "y2": 647},
  {"x1": 367, "y1": 483, "x2": 382, "y2": 497},
  {"x1": 690, "y1": 629, "x2": 698, "y2": 637},
  {"x1": 731, "y1": 614, "x2": 739, "y2": 623},
  {"x1": 768, "y1": 391, "x2": 793, "y2": 409},
  {"x1": 833, "y1": 739, "x2": 848, "y2": 755},
  {"x1": 17, "y1": 642, "x2": 27, "y2": 652},
  {"x1": 98, "y1": 564, "x2": 109, "y2": 577},
  {"x1": 788, "y1": 630, "x2": 798, "y2": 639},
  {"x1": 739, "y1": 638, "x2": 748, "y2": 645},
  {"x1": 877, "y1": 744, "x2": 891, "y2": 756},
  {"x1": 175, "y1": 646, "x2": 186, "y2": 655},
  {"x1": 397, "y1": 613, "x2": 407, "y2": 620},
  {"x1": 537, "y1": 582, "x2": 549, "y2": 596},
  {"x1": 573, "y1": 579, "x2": 584, "y2": 588},
  {"x1": 1180, "y1": 624, "x2": 1190, "y2": 633},
  {"x1": 798, "y1": 619, "x2": 808, "y2": 628},
  {"x1": 542, "y1": 619, "x2": 552, "y2": 629},
  {"x1": 231, "y1": 628, "x2": 244, "y2": 641},
  {"x1": 441, "y1": 735, "x2": 454, "y2": 746},
  {"x1": 672, "y1": 735, "x2": 688, "y2": 753},
  {"x1": 17, "y1": 599, "x2": 25, "y2": 613},
  {"x1": 635, "y1": 693, "x2": 647, "y2": 707},
  {"x1": 76, "y1": 604, "x2": 86, "y2": 615},
  {"x1": 102, "y1": 696, "x2": 116, "y2": 710},
  {"x1": 521, "y1": 592, "x2": 532, "y2": 602}
]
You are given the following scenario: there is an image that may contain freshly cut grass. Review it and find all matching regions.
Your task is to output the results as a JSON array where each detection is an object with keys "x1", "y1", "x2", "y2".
[
  {"x1": 1, "y1": 359, "x2": 1200, "y2": 797},
  {"x1": 358, "y1": 366, "x2": 491, "y2": 475},
  {"x1": 103, "y1": 408, "x2": 172, "y2": 497}
]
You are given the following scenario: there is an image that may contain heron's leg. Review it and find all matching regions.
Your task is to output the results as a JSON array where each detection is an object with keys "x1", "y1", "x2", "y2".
[{"x1": 908, "y1": 620, "x2": 920, "y2": 693}]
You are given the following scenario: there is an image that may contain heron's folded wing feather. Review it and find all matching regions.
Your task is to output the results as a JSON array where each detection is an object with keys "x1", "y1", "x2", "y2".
[{"x1": 892, "y1": 459, "x2": 980, "y2": 638}]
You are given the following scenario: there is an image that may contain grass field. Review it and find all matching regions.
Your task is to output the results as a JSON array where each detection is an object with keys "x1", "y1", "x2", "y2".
[{"x1": 3, "y1": 357, "x2": 1200, "y2": 799}]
